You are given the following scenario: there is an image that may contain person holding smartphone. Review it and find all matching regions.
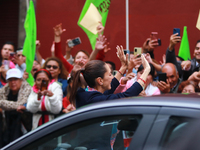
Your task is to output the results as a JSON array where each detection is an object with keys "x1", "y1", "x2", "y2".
[
  {"x1": 166, "y1": 31, "x2": 200, "y2": 81},
  {"x1": 157, "y1": 63, "x2": 182, "y2": 93},
  {"x1": 26, "y1": 69, "x2": 63, "y2": 130},
  {"x1": 0, "y1": 42, "x2": 16, "y2": 87}
]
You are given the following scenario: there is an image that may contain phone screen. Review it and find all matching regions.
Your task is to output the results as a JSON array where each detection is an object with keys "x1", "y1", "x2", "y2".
[
  {"x1": 41, "y1": 80, "x2": 48, "y2": 91},
  {"x1": 158, "y1": 73, "x2": 167, "y2": 83}
]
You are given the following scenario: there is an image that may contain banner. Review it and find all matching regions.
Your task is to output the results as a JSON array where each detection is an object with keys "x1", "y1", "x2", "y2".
[
  {"x1": 23, "y1": 0, "x2": 37, "y2": 86},
  {"x1": 178, "y1": 26, "x2": 191, "y2": 61},
  {"x1": 78, "y1": 0, "x2": 111, "y2": 50}
]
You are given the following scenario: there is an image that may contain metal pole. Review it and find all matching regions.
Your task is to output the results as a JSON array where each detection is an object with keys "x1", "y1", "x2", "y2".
[
  {"x1": 26, "y1": 0, "x2": 29, "y2": 10},
  {"x1": 126, "y1": 0, "x2": 129, "y2": 50}
]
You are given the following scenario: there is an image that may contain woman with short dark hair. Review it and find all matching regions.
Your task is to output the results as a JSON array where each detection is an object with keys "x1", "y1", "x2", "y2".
[{"x1": 27, "y1": 69, "x2": 63, "y2": 130}]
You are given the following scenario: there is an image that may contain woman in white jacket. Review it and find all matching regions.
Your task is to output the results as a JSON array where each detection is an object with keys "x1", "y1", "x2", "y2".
[{"x1": 27, "y1": 69, "x2": 63, "y2": 130}]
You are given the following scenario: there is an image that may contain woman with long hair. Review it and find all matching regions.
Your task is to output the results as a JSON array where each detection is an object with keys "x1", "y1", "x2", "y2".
[{"x1": 43, "y1": 57, "x2": 68, "y2": 97}]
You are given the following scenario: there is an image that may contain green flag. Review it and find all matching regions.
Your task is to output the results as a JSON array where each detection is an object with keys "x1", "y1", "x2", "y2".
[
  {"x1": 23, "y1": 0, "x2": 37, "y2": 86},
  {"x1": 78, "y1": 0, "x2": 111, "y2": 50},
  {"x1": 178, "y1": 26, "x2": 191, "y2": 60}
]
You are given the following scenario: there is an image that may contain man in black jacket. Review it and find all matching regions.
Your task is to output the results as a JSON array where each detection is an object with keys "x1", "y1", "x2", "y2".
[{"x1": 166, "y1": 33, "x2": 200, "y2": 81}]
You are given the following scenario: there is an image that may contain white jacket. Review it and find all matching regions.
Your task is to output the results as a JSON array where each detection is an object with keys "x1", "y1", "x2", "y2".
[{"x1": 27, "y1": 82, "x2": 63, "y2": 130}]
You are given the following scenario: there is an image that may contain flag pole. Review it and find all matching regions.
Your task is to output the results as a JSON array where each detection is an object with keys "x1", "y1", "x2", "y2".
[{"x1": 126, "y1": 0, "x2": 129, "y2": 50}]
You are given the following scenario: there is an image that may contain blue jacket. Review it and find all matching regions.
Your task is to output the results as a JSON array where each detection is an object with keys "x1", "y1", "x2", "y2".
[
  {"x1": 76, "y1": 78, "x2": 143, "y2": 108},
  {"x1": 57, "y1": 78, "x2": 68, "y2": 97}
]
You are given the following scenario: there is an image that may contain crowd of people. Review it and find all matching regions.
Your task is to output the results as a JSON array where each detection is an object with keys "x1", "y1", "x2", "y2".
[{"x1": 0, "y1": 22, "x2": 200, "y2": 147}]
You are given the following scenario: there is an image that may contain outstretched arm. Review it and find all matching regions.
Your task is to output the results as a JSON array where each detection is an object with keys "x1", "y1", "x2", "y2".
[{"x1": 53, "y1": 23, "x2": 73, "y2": 73}]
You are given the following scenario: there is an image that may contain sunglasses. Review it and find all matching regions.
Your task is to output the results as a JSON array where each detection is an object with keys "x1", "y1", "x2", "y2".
[{"x1": 46, "y1": 65, "x2": 59, "y2": 69}]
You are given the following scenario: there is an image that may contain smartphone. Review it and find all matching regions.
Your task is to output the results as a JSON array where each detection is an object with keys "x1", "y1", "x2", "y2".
[
  {"x1": 112, "y1": 70, "x2": 118, "y2": 76},
  {"x1": 158, "y1": 73, "x2": 167, "y2": 83},
  {"x1": 123, "y1": 49, "x2": 130, "y2": 60},
  {"x1": 173, "y1": 28, "x2": 180, "y2": 36},
  {"x1": 9, "y1": 52, "x2": 15, "y2": 59},
  {"x1": 158, "y1": 38, "x2": 161, "y2": 46},
  {"x1": 123, "y1": 49, "x2": 130, "y2": 55},
  {"x1": 3, "y1": 60, "x2": 10, "y2": 70},
  {"x1": 68, "y1": 37, "x2": 81, "y2": 47},
  {"x1": 41, "y1": 80, "x2": 48, "y2": 91},
  {"x1": 151, "y1": 32, "x2": 158, "y2": 40},
  {"x1": 134, "y1": 47, "x2": 142, "y2": 57}
]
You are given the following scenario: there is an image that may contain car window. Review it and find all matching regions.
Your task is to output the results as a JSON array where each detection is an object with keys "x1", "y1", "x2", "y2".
[
  {"x1": 22, "y1": 115, "x2": 142, "y2": 150},
  {"x1": 159, "y1": 116, "x2": 194, "y2": 149}
]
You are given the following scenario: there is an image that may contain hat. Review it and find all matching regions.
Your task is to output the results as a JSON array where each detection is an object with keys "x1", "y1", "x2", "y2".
[{"x1": 6, "y1": 68, "x2": 22, "y2": 80}]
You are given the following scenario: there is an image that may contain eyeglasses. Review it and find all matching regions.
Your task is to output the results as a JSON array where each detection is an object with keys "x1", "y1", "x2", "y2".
[{"x1": 46, "y1": 65, "x2": 59, "y2": 69}]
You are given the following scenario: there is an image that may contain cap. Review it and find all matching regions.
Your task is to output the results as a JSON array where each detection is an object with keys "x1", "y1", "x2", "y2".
[{"x1": 6, "y1": 68, "x2": 22, "y2": 80}]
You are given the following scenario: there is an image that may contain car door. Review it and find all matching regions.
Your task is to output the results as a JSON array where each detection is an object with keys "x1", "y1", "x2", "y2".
[
  {"x1": 143, "y1": 106, "x2": 200, "y2": 150},
  {"x1": 3, "y1": 106, "x2": 160, "y2": 150}
]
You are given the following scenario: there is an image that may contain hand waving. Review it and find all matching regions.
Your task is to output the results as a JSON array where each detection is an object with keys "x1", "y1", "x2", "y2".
[
  {"x1": 116, "y1": 45, "x2": 128, "y2": 67},
  {"x1": 53, "y1": 23, "x2": 66, "y2": 37}
]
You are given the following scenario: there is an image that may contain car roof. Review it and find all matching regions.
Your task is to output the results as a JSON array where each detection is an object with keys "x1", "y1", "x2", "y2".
[{"x1": 80, "y1": 93, "x2": 200, "y2": 111}]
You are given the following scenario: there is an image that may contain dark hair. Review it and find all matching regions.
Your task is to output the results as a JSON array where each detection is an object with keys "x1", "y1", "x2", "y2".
[
  {"x1": 196, "y1": 40, "x2": 200, "y2": 45},
  {"x1": 34, "y1": 69, "x2": 52, "y2": 80},
  {"x1": 138, "y1": 63, "x2": 155, "y2": 78},
  {"x1": 43, "y1": 57, "x2": 68, "y2": 79},
  {"x1": 178, "y1": 80, "x2": 200, "y2": 93},
  {"x1": 69, "y1": 60, "x2": 107, "y2": 103},
  {"x1": 74, "y1": 50, "x2": 90, "y2": 61},
  {"x1": 1, "y1": 41, "x2": 16, "y2": 52},
  {"x1": 105, "y1": 61, "x2": 116, "y2": 71},
  {"x1": 0, "y1": 41, "x2": 16, "y2": 64}
]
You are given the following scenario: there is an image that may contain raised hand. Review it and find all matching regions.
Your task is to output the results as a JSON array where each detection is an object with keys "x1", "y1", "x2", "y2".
[
  {"x1": 169, "y1": 33, "x2": 181, "y2": 51},
  {"x1": 97, "y1": 22, "x2": 104, "y2": 34},
  {"x1": 144, "y1": 53, "x2": 152, "y2": 64},
  {"x1": 66, "y1": 39, "x2": 73, "y2": 50},
  {"x1": 36, "y1": 40, "x2": 41, "y2": 50},
  {"x1": 141, "y1": 54, "x2": 150, "y2": 72},
  {"x1": 51, "y1": 41, "x2": 55, "y2": 56},
  {"x1": 103, "y1": 42, "x2": 111, "y2": 53},
  {"x1": 53, "y1": 23, "x2": 66, "y2": 37},
  {"x1": 127, "y1": 54, "x2": 142, "y2": 74},
  {"x1": 181, "y1": 60, "x2": 191, "y2": 70},
  {"x1": 148, "y1": 39, "x2": 159, "y2": 51},
  {"x1": 159, "y1": 54, "x2": 166, "y2": 66},
  {"x1": 116, "y1": 45, "x2": 128, "y2": 67},
  {"x1": 95, "y1": 34, "x2": 107, "y2": 50}
]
